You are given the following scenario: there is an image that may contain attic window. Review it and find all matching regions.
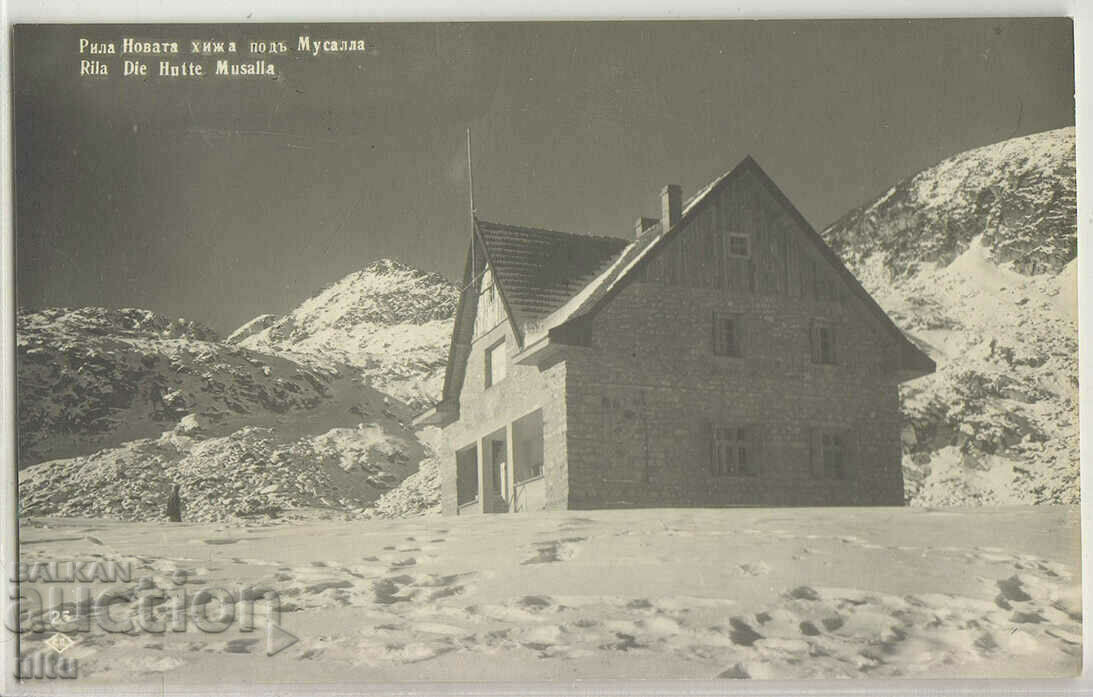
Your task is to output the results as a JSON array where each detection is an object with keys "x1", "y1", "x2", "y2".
[
  {"x1": 485, "y1": 339, "x2": 507, "y2": 388},
  {"x1": 727, "y1": 233, "x2": 750, "y2": 259}
]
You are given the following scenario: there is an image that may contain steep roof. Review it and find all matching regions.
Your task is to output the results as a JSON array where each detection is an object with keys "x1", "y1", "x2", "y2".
[
  {"x1": 524, "y1": 158, "x2": 756, "y2": 338},
  {"x1": 417, "y1": 155, "x2": 934, "y2": 425},
  {"x1": 474, "y1": 220, "x2": 629, "y2": 337},
  {"x1": 421, "y1": 220, "x2": 629, "y2": 421},
  {"x1": 524, "y1": 157, "x2": 935, "y2": 378}
]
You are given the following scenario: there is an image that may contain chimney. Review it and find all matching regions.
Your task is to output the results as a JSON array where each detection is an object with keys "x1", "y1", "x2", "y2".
[
  {"x1": 661, "y1": 184, "x2": 682, "y2": 231},
  {"x1": 633, "y1": 216, "x2": 658, "y2": 239}
]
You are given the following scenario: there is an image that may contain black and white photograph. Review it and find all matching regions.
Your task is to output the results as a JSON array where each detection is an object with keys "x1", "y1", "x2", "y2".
[{"x1": 4, "y1": 16, "x2": 1081, "y2": 690}]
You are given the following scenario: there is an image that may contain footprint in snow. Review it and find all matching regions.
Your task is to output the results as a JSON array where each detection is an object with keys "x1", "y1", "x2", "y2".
[
  {"x1": 223, "y1": 638, "x2": 261, "y2": 654},
  {"x1": 521, "y1": 537, "x2": 585, "y2": 565}
]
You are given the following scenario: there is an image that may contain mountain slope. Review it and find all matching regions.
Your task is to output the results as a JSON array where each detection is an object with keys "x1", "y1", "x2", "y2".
[
  {"x1": 230, "y1": 259, "x2": 459, "y2": 410},
  {"x1": 822, "y1": 127, "x2": 1078, "y2": 506},
  {"x1": 19, "y1": 423, "x2": 424, "y2": 522},
  {"x1": 17, "y1": 306, "x2": 427, "y2": 521},
  {"x1": 364, "y1": 426, "x2": 443, "y2": 519}
]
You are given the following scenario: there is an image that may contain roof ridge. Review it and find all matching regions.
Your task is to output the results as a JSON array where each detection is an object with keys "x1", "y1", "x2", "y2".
[{"x1": 476, "y1": 218, "x2": 628, "y2": 246}]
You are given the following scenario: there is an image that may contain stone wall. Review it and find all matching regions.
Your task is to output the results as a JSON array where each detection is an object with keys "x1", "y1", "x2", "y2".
[
  {"x1": 560, "y1": 164, "x2": 909, "y2": 508},
  {"x1": 564, "y1": 278, "x2": 906, "y2": 508},
  {"x1": 439, "y1": 319, "x2": 569, "y2": 515}
]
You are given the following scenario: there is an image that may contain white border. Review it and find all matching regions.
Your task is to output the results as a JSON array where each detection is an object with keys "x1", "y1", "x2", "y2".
[{"x1": 1, "y1": 1, "x2": 1085, "y2": 695}]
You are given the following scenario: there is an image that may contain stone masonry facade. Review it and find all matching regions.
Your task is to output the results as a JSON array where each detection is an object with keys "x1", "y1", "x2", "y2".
[{"x1": 563, "y1": 281, "x2": 905, "y2": 508}]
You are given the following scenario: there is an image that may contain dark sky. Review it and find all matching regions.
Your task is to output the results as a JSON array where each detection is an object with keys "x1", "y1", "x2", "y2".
[{"x1": 14, "y1": 20, "x2": 1074, "y2": 335}]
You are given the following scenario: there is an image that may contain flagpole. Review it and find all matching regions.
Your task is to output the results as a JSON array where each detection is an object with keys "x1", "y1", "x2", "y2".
[{"x1": 467, "y1": 128, "x2": 476, "y2": 278}]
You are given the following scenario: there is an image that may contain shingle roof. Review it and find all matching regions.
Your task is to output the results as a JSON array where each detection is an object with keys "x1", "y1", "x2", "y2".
[{"x1": 474, "y1": 220, "x2": 629, "y2": 333}]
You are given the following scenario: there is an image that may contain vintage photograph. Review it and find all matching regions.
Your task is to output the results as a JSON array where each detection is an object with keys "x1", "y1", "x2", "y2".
[{"x1": 8, "y1": 19, "x2": 1079, "y2": 688}]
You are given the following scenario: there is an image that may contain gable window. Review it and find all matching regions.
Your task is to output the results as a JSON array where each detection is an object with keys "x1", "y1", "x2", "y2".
[
  {"x1": 810, "y1": 320, "x2": 837, "y2": 365},
  {"x1": 727, "y1": 233, "x2": 751, "y2": 259},
  {"x1": 485, "y1": 339, "x2": 507, "y2": 388},
  {"x1": 711, "y1": 425, "x2": 758, "y2": 477},
  {"x1": 810, "y1": 429, "x2": 852, "y2": 479},
  {"x1": 713, "y1": 312, "x2": 743, "y2": 357}
]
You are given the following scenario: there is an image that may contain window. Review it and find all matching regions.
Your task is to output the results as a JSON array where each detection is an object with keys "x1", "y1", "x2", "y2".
[
  {"x1": 485, "y1": 339, "x2": 507, "y2": 387},
  {"x1": 810, "y1": 320, "x2": 837, "y2": 365},
  {"x1": 713, "y1": 312, "x2": 743, "y2": 357},
  {"x1": 711, "y1": 426, "x2": 757, "y2": 476},
  {"x1": 810, "y1": 429, "x2": 853, "y2": 480},
  {"x1": 727, "y1": 233, "x2": 750, "y2": 259},
  {"x1": 821, "y1": 433, "x2": 846, "y2": 479}
]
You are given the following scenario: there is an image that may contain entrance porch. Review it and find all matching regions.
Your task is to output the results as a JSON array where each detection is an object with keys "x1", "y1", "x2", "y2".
[{"x1": 454, "y1": 408, "x2": 545, "y2": 514}]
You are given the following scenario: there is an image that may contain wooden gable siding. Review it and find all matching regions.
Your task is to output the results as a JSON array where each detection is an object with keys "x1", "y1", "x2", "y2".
[
  {"x1": 636, "y1": 170, "x2": 846, "y2": 305},
  {"x1": 472, "y1": 265, "x2": 508, "y2": 340}
]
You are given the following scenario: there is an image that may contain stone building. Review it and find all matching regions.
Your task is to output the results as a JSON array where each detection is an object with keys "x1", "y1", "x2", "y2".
[{"x1": 415, "y1": 156, "x2": 935, "y2": 514}]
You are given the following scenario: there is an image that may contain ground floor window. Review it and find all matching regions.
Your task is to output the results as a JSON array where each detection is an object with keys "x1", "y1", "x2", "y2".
[
  {"x1": 711, "y1": 425, "x2": 758, "y2": 476},
  {"x1": 811, "y1": 428, "x2": 853, "y2": 479},
  {"x1": 456, "y1": 445, "x2": 478, "y2": 505},
  {"x1": 513, "y1": 409, "x2": 545, "y2": 483}
]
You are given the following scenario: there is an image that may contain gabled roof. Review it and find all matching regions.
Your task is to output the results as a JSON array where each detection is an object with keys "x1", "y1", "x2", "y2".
[
  {"x1": 474, "y1": 220, "x2": 629, "y2": 339},
  {"x1": 522, "y1": 156, "x2": 935, "y2": 379},
  {"x1": 416, "y1": 155, "x2": 935, "y2": 425},
  {"x1": 416, "y1": 220, "x2": 630, "y2": 425},
  {"x1": 523, "y1": 158, "x2": 759, "y2": 339}
]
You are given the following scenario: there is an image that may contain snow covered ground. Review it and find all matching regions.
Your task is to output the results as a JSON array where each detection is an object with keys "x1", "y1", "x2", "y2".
[{"x1": 15, "y1": 506, "x2": 1080, "y2": 687}]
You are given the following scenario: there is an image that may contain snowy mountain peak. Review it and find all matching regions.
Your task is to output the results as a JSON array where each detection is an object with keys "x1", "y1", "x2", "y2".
[
  {"x1": 823, "y1": 127, "x2": 1076, "y2": 278},
  {"x1": 270, "y1": 259, "x2": 457, "y2": 330},
  {"x1": 363, "y1": 258, "x2": 431, "y2": 276},
  {"x1": 231, "y1": 259, "x2": 459, "y2": 410}
]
